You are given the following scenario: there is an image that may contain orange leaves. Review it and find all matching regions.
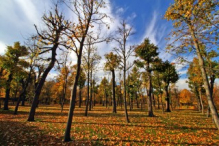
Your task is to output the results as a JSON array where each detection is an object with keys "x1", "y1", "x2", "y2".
[
  {"x1": 179, "y1": 89, "x2": 192, "y2": 104},
  {"x1": 1, "y1": 105, "x2": 219, "y2": 145}
]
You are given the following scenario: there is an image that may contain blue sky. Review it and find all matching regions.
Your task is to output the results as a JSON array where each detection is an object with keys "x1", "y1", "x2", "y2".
[{"x1": 0, "y1": 0, "x2": 190, "y2": 90}]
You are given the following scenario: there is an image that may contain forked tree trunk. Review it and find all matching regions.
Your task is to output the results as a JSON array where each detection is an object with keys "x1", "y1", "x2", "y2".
[
  {"x1": 189, "y1": 26, "x2": 219, "y2": 129},
  {"x1": 14, "y1": 80, "x2": 29, "y2": 115}
]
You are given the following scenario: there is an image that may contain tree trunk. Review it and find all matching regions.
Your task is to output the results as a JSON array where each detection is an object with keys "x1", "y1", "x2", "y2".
[
  {"x1": 152, "y1": 93, "x2": 155, "y2": 108},
  {"x1": 147, "y1": 67, "x2": 154, "y2": 117},
  {"x1": 105, "y1": 87, "x2": 107, "y2": 108},
  {"x1": 13, "y1": 84, "x2": 19, "y2": 105},
  {"x1": 165, "y1": 85, "x2": 171, "y2": 112},
  {"x1": 89, "y1": 70, "x2": 93, "y2": 111},
  {"x1": 21, "y1": 93, "x2": 26, "y2": 106},
  {"x1": 189, "y1": 26, "x2": 219, "y2": 129},
  {"x1": 64, "y1": 56, "x2": 82, "y2": 141},
  {"x1": 198, "y1": 89, "x2": 204, "y2": 114},
  {"x1": 4, "y1": 73, "x2": 13, "y2": 110},
  {"x1": 85, "y1": 69, "x2": 90, "y2": 116},
  {"x1": 136, "y1": 92, "x2": 139, "y2": 108},
  {"x1": 93, "y1": 80, "x2": 96, "y2": 107},
  {"x1": 123, "y1": 65, "x2": 130, "y2": 123},
  {"x1": 64, "y1": 33, "x2": 88, "y2": 141},
  {"x1": 61, "y1": 74, "x2": 68, "y2": 113},
  {"x1": 14, "y1": 89, "x2": 26, "y2": 115},
  {"x1": 79, "y1": 87, "x2": 82, "y2": 108},
  {"x1": 112, "y1": 70, "x2": 117, "y2": 113},
  {"x1": 27, "y1": 49, "x2": 57, "y2": 121}
]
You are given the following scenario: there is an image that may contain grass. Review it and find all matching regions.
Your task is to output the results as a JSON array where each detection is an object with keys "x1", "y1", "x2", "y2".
[{"x1": 0, "y1": 104, "x2": 219, "y2": 145}]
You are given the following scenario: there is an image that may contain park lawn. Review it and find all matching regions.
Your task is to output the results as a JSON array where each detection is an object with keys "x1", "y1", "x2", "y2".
[{"x1": 0, "y1": 105, "x2": 219, "y2": 145}]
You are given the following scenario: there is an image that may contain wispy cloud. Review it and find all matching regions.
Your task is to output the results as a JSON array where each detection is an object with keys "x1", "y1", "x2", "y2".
[
  {"x1": 116, "y1": 8, "x2": 124, "y2": 14},
  {"x1": 142, "y1": 11, "x2": 158, "y2": 45}
]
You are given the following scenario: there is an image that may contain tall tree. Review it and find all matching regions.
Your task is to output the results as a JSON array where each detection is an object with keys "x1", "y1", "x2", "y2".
[
  {"x1": 113, "y1": 20, "x2": 134, "y2": 123},
  {"x1": 27, "y1": 6, "x2": 70, "y2": 121},
  {"x1": 160, "y1": 61, "x2": 179, "y2": 112},
  {"x1": 14, "y1": 37, "x2": 39, "y2": 114},
  {"x1": 127, "y1": 66, "x2": 142, "y2": 110},
  {"x1": 63, "y1": 0, "x2": 109, "y2": 141},
  {"x1": 152, "y1": 59, "x2": 165, "y2": 110},
  {"x1": 104, "y1": 52, "x2": 120, "y2": 113},
  {"x1": 99, "y1": 77, "x2": 110, "y2": 107},
  {"x1": 0, "y1": 42, "x2": 28, "y2": 110},
  {"x1": 82, "y1": 39, "x2": 101, "y2": 116},
  {"x1": 55, "y1": 52, "x2": 72, "y2": 112},
  {"x1": 135, "y1": 38, "x2": 159, "y2": 117},
  {"x1": 165, "y1": 0, "x2": 219, "y2": 129},
  {"x1": 187, "y1": 57, "x2": 204, "y2": 113},
  {"x1": 179, "y1": 89, "x2": 193, "y2": 106}
]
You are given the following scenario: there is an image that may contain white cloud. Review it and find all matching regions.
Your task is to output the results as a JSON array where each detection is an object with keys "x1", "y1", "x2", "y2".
[
  {"x1": 47, "y1": 71, "x2": 58, "y2": 80},
  {"x1": 127, "y1": 12, "x2": 137, "y2": 22},
  {"x1": 176, "y1": 78, "x2": 189, "y2": 90},
  {"x1": 0, "y1": 42, "x2": 6, "y2": 55},
  {"x1": 15, "y1": 1, "x2": 39, "y2": 25},
  {"x1": 116, "y1": 8, "x2": 124, "y2": 14}
]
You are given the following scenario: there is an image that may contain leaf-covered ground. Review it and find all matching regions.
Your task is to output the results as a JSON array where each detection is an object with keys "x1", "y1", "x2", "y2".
[{"x1": 0, "y1": 105, "x2": 219, "y2": 145}]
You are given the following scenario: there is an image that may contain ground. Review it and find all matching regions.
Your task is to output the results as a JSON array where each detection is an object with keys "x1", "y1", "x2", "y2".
[{"x1": 0, "y1": 105, "x2": 219, "y2": 145}]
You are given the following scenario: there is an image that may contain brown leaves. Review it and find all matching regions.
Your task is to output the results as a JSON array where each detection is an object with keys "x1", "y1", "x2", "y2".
[{"x1": 1, "y1": 105, "x2": 219, "y2": 145}]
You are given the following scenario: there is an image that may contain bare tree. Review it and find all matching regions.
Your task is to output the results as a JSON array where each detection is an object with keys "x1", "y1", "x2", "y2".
[
  {"x1": 27, "y1": 5, "x2": 70, "y2": 121},
  {"x1": 82, "y1": 37, "x2": 101, "y2": 116},
  {"x1": 113, "y1": 20, "x2": 134, "y2": 123},
  {"x1": 63, "y1": 0, "x2": 110, "y2": 141}
]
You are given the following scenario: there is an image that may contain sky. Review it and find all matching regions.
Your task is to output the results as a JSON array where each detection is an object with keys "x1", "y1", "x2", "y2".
[{"x1": 0, "y1": 0, "x2": 191, "y2": 90}]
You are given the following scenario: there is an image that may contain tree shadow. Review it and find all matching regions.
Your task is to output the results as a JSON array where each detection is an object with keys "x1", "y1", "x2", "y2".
[{"x1": 0, "y1": 120, "x2": 63, "y2": 145}]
